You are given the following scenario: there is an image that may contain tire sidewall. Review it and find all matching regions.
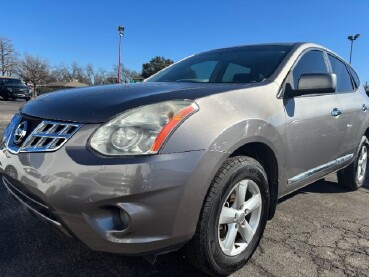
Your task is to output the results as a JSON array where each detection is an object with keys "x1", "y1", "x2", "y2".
[
  {"x1": 205, "y1": 159, "x2": 269, "y2": 274},
  {"x1": 354, "y1": 137, "x2": 369, "y2": 187}
]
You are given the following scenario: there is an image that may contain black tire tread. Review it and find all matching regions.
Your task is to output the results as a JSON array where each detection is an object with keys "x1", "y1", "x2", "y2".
[
  {"x1": 183, "y1": 156, "x2": 266, "y2": 276},
  {"x1": 337, "y1": 137, "x2": 368, "y2": 191}
]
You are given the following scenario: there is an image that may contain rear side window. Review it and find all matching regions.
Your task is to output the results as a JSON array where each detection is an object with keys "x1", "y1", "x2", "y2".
[
  {"x1": 348, "y1": 66, "x2": 360, "y2": 89},
  {"x1": 292, "y1": 50, "x2": 328, "y2": 88},
  {"x1": 328, "y1": 55, "x2": 353, "y2": 93}
]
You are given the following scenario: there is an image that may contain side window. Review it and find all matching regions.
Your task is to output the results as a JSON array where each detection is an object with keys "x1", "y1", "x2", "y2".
[
  {"x1": 292, "y1": 50, "x2": 328, "y2": 88},
  {"x1": 348, "y1": 66, "x2": 360, "y2": 89},
  {"x1": 222, "y1": 63, "x2": 251, "y2": 82},
  {"x1": 328, "y1": 55, "x2": 353, "y2": 93}
]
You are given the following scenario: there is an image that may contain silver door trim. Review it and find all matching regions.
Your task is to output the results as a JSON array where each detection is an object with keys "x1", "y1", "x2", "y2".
[{"x1": 287, "y1": 153, "x2": 354, "y2": 185}]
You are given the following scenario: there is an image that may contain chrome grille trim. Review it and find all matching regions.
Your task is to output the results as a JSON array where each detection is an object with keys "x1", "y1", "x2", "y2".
[{"x1": 7, "y1": 119, "x2": 82, "y2": 154}]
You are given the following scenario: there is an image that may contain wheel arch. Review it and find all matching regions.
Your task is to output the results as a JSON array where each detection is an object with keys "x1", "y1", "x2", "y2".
[
  {"x1": 229, "y1": 142, "x2": 279, "y2": 220},
  {"x1": 364, "y1": 128, "x2": 369, "y2": 142}
]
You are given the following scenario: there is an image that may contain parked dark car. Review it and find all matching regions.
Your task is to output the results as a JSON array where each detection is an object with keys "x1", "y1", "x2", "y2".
[
  {"x1": 0, "y1": 77, "x2": 31, "y2": 101},
  {"x1": 1, "y1": 43, "x2": 368, "y2": 276}
]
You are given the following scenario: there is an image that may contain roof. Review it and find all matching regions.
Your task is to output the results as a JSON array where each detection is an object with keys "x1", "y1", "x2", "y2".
[{"x1": 45, "y1": 80, "x2": 89, "y2": 88}]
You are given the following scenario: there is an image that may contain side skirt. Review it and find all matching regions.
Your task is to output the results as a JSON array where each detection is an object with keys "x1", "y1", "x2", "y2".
[{"x1": 287, "y1": 154, "x2": 354, "y2": 186}]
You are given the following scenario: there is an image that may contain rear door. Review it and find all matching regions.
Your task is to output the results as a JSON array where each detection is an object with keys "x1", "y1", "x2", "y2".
[
  {"x1": 283, "y1": 50, "x2": 342, "y2": 189},
  {"x1": 328, "y1": 54, "x2": 368, "y2": 156}
]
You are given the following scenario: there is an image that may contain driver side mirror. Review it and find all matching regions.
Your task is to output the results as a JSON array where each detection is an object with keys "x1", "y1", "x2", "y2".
[{"x1": 286, "y1": 73, "x2": 337, "y2": 97}]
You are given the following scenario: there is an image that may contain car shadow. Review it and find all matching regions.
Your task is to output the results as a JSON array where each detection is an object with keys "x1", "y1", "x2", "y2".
[{"x1": 279, "y1": 172, "x2": 369, "y2": 204}]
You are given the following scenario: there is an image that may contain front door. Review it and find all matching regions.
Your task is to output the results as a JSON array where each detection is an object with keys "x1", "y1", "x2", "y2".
[{"x1": 282, "y1": 50, "x2": 342, "y2": 192}]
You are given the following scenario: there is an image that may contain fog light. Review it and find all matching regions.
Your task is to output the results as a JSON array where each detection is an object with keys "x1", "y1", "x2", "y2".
[{"x1": 119, "y1": 208, "x2": 131, "y2": 230}]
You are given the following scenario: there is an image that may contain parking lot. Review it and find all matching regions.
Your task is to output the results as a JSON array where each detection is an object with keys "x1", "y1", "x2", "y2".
[{"x1": 0, "y1": 99, "x2": 368, "y2": 277}]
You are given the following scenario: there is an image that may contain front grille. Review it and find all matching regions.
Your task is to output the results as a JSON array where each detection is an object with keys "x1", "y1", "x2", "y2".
[
  {"x1": 21, "y1": 120, "x2": 81, "y2": 152},
  {"x1": 5, "y1": 114, "x2": 82, "y2": 154}
]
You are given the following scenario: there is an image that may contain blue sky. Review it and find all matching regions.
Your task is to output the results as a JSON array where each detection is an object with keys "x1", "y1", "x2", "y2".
[{"x1": 1, "y1": 0, "x2": 368, "y2": 83}]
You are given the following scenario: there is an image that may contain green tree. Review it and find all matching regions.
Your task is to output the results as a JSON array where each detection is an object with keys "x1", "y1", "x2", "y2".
[{"x1": 141, "y1": 56, "x2": 173, "y2": 79}]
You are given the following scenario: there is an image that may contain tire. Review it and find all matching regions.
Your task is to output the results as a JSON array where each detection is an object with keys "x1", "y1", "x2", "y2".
[
  {"x1": 26, "y1": 97, "x2": 31, "y2": 101},
  {"x1": 337, "y1": 136, "x2": 368, "y2": 191},
  {"x1": 184, "y1": 156, "x2": 270, "y2": 276}
]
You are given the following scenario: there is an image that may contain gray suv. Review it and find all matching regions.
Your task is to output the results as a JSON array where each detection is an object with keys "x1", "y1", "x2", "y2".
[{"x1": 1, "y1": 43, "x2": 368, "y2": 276}]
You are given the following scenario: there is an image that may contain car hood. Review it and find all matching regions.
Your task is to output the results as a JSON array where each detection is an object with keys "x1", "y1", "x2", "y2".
[{"x1": 20, "y1": 82, "x2": 250, "y2": 123}]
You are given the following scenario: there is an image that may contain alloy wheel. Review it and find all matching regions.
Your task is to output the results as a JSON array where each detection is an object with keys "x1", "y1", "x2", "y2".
[
  {"x1": 357, "y1": 145, "x2": 367, "y2": 183},
  {"x1": 218, "y1": 179, "x2": 262, "y2": 256}
]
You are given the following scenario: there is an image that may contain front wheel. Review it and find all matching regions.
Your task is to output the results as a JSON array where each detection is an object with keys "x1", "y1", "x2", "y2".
[
  {"x1": 337, "y1": 136, "x2": 368, "y2": 191},
  {"x1": 184, "y1": 156, "x2": 270, "y2": 276}
]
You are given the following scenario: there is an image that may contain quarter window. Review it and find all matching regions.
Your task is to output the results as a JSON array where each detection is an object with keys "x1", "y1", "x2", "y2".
[
  {"x1": 292, "y1": 50, "x2": 328, "y2": 89},
  {"x1": 348, "y1": 66, "x2": 360, "y2": 89},
  {"x1": 328, "y1": 55, "x2": 353, "y2": 93}
]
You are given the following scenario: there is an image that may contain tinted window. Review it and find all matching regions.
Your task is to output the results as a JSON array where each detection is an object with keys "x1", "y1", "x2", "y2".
[
  {"x1": 146, "y1": 45, "x2": 292, "y2": 83},
  {"x1": 328, "y1": 55, "x2": 353, "y2": 92},
  {"x1": 1, "y1": 78, "x2": 23, "y2": 85},
  {"x1": 292, "y1": 50, "x2": 328, "y2": 88},
  {"x1": 186, "y1": 61, "x2": 218, "y2": 81},
  {"x1": 348, "y1": 66, "x2": 360, "y2": 89},
  {"x1": 222, "y1": 63, "x2": 251, "y2": 82}
]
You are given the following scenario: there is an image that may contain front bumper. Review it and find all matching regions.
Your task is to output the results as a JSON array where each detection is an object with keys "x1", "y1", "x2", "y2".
[
  {"x1": 4, "y1": 90, "x2": 31, "y2": 99},
  {"x1": 0, "y1": 124, "x2": 226, "y2": 255}
]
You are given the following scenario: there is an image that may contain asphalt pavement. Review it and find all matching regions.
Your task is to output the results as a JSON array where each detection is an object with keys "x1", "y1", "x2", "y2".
[{"x1": 0, "y1": 99, "x2": 368, "y2": 277}]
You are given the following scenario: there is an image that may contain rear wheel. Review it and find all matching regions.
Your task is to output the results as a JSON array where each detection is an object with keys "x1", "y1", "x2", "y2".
[
  {"x1": 184, "y1": 156, "x2": 269, "y2": 276},
  {"x1": 337, "y1": 137, "x2": 368, "y2": 191}
]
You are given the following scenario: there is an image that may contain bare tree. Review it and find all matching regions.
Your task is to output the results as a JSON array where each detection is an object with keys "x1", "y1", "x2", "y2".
[
  {"x1": 94, "y1": 68, "x2": 108, "y2": 85},
  {"x1": 51, "y1": 63, "x2": 73, "y2": 82},
  {"x1": 17, "y1": 54, "x2": 50, "y2": 98},
  {"x1": 71, "y1": 62, "x2": 87, "y2": 82},
  {"x1": 85, "y1": 64, "x2": 95, "y2": 85},
  {"x1": 112, "y1": 64, "x2": 142, "y2": 83},
  {"x1": 0, "y1": 37, "x2": 18, "y2": 77}
]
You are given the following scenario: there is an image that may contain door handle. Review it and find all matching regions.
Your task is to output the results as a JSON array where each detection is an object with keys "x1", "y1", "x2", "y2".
[
  {"x1": 331, "y1": 108, "x2": 342, "y2": 117},
  {"x1": 362, "y1": 104, "x2": 368, "y2": 112}
]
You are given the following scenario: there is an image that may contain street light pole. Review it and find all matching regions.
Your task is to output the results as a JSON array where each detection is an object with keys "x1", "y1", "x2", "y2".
[
  {"x1": 117, "y1": 26, "x2": 125, "y2": 84},
  {"x1": 347, "y1": 34, "x2": 360, "y2": 64}
]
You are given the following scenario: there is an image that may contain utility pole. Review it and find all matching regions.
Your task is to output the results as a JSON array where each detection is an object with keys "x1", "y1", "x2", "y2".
[
  {"x1": 117, "y1": 26, "x2": 125, "y2": 83},
  {"x1": 347, "y1": 34, "x2": 360, "y2": 64}
]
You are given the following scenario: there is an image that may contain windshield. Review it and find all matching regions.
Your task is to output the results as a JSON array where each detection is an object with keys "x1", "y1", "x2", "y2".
[
  {"x1": 146, "y1": 45, "x2": 292, "y2": 83},
  {"x1": 1, "y1": 78, "x2": 24, "y2": 86}
]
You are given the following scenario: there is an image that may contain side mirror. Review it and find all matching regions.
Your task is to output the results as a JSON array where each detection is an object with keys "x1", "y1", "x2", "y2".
[{"x1": 296, "y1": 73, "x2": 337, "y2": 95}]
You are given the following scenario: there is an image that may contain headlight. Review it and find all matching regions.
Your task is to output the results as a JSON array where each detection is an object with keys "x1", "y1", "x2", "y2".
[
  {"x1": 89, "y1": 100, "x2": 199, "y2": 156},
  {"x1": 6, "y1": 88, "x2": 13, "y2": 92}
]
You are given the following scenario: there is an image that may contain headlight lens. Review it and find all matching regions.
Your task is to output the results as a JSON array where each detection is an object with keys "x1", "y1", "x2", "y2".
[{"x1": 89, "y1": 100, "x2": 199, "y2": 156}]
